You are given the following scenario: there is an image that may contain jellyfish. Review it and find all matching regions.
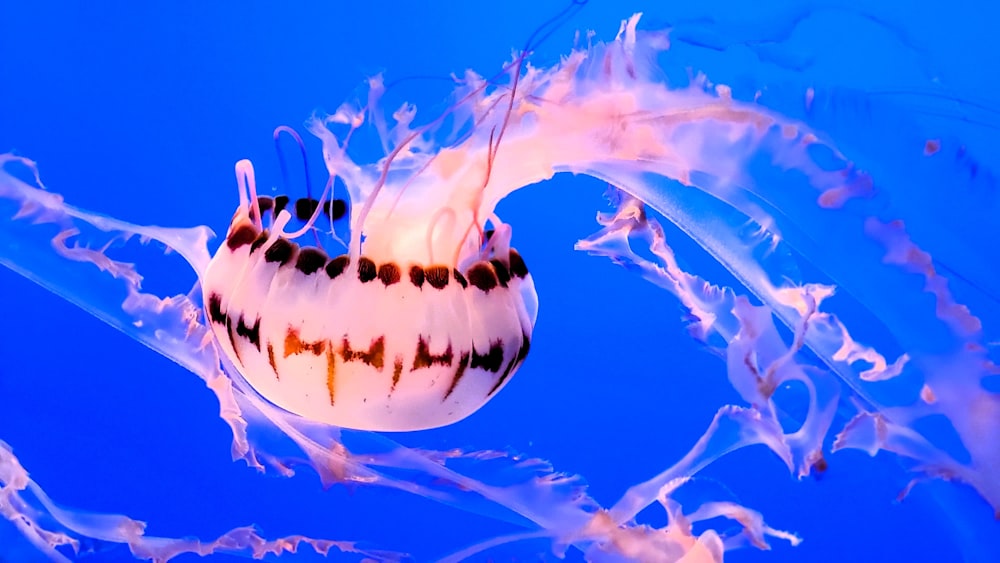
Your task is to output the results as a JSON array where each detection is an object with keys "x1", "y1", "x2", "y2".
[
  {"x1": 2, "y1": 4, "x2": 999, "y2": 562},
  {"x1": 203, "y1": 134, "x2": 537, "y2": 432}
]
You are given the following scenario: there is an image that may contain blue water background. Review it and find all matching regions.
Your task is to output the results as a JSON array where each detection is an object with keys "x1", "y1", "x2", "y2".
[{"x1": 1, "y1": 1, "x2": 997, "y2": 561}]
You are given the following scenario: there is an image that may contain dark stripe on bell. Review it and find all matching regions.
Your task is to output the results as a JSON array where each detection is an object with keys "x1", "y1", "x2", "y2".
[
  {"x1": 295, "y1": 247, "x2": 328, "y2": 275},
  {"x1": 207, "y1": 293, "x2": 227, "y2": 325},
  {"x1": 425, "y1": 266, "x2": 449, "y2": 289},
  {"x1": 409, "y1": 265, "x2": 425, "y2": 288},
  {"x1": 516, "y1": 332, "x2": 531, "y2": 364},
  {"x1": 466, "y1": 262, "x2": 498, "y2": 292},
  {"x1": 453, "y1": 269, "x2": 467, "y2": 289},
  {"x1": 341, "y1": 336, "x2": 385, "y2": 370},
  {"x1": 227, "y1": 224, "x2": 259, "y2": 250},
  {"x1": 471, "y1": 339, "x2": 504, "y2": 373},
  {"x1": 250, "y1": 230, "x2": 270, "y2": 254},
  {"x1": 284, "y1": 327, "x2": 326, "y2": 356},
  {"x1": 264, "y1": 238, "x2": 297, "y2": 265},
  {"x1": 391, "y1": 356, "x2": 404, "y2": 391},
  {"x1": 358, "y1": 257, "x2": 377, "y2": 283},
  {"x1": 235, "y1": 314, "x2": 261, "y2": 351},
  {"x1": 267, "y1": 342, "x2": 278, "y2": 379},
  {"x1": 489, "y1": 259, "x2": 511, "y2": 287},
  {"x1": 326, "y1": 255, "x2": 350, "y2": 279},
  {"x1": 225, "y1": 315, "x2": 241, "y2": 363},
  {"x1": 257, "y1": 196, "x2": 274, "y2": 214},
  {"x1": 294, "y1": 197, "x2": 320, "y2": 221},
  {"x1": 489, "y1": 332, "x2": 530, "y2": 397},
  {"x1": 412, "y1": 335, "x2": 453, "y2": 370},
  {"x1": 323, "y1": 199, "x2": 348, "y2": 221},
  {"x1": 443, "y1": 352, "x2": 471, "y2": 400},
  {"x1": 508, "y1": 249, "x2": 528, "y2": 279},
  {"x1": 377, "y1": 263, "x2": 401, "y2": 286},
  {"x1": 489, "y1": 355, "x2": 519, "y2": 396},
  {"x1": 274, "y1": 195, "x2": 290, "y2": 215}
]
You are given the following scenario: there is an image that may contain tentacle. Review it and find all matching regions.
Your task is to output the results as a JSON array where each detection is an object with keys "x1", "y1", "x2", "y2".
[{"x1": 234, "y1": 159, "x2": 261, "y2": 230}]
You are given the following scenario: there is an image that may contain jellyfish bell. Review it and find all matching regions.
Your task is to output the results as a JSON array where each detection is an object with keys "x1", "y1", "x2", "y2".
[{"x1": 201, "y1": 132, "x2": 538, "y2": 432}]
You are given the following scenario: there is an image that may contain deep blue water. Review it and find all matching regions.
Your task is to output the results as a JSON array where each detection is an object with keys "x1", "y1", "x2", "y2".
[{"x1": 1, "y1": 1, "x2": 998, "y2": 561}]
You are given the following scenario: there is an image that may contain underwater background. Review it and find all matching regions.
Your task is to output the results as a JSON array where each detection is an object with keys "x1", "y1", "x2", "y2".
[{"x1": 1, "y1": 1, "x2": 998, "y2": 561}]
